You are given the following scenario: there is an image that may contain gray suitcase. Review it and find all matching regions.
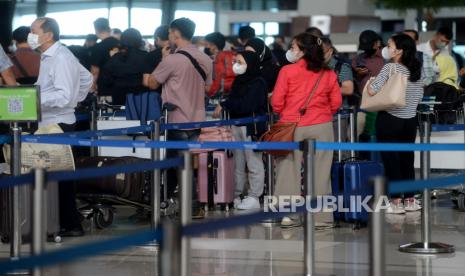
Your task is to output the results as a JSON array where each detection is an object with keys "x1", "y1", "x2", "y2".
[{"x1": 0, "y1": 181, "x2": 61, "y2": 244}]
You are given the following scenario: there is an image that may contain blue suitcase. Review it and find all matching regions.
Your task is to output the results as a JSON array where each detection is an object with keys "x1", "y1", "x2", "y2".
[{"x1": 331, "y1": 160, "x2": 384, "y2": 229}]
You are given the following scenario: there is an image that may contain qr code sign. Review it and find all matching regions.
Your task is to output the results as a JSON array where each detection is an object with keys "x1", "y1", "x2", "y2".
[{"x1": 8, "y1": 98, "x2": 23, "y2": 114}]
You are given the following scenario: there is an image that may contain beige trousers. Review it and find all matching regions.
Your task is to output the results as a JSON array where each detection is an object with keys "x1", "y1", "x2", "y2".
[{"x1": 274, "y1": 122, "x2": 334, "y2": 222}]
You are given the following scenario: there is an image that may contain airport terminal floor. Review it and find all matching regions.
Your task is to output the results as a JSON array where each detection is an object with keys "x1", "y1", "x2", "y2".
[{"x1": 1, "y1": 192, "x2": 464, "y2": 276}]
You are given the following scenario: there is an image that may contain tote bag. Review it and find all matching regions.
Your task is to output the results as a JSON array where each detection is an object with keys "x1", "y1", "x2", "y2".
[{"x1": 360, "y1": 64, "x2": 408, "y2": 112}]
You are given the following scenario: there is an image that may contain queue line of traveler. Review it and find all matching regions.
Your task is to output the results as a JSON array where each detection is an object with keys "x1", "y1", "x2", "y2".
[{"x1": 0, "y1": 17, "x2": 463, "y2": 231}]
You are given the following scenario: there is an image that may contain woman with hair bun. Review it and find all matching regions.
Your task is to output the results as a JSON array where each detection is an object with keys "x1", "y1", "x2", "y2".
[{"x1": 272, "y1": 33, "x2": 342, "y2": 228}]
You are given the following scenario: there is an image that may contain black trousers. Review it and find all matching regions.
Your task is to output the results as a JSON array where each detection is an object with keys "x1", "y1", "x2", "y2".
[
  {"x1": 58, "y1": 123, "x2": 82, "y2": 230},
  {"x1": 376, "y1": 112, "x2": 417, "y2": 198},
  {"x1": 166, "y1": 129, "x2": 200, "y2": 209}
]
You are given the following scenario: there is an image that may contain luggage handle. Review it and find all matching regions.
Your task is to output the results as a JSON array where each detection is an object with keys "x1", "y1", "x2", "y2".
[
  {"x1": 213, "y1": 159, "x2": 218, "y2": 195},
  {"x1": 207, "y1": 152, "x2": 215, "y2": 206},
  {"x1": 336, "y1": 107, "x2": 357, "y2": 160}
]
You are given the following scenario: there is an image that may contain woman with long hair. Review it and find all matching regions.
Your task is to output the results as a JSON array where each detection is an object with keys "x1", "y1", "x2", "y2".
[
  {"x1": 272, "y1": 33, "x2": 342, "y2": 228},
  {"x1": 367, "y1": 34, "x2": 423, "y2": 214}
]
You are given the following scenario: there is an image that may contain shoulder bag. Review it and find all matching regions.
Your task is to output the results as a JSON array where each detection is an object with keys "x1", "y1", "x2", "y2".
[
  {"x1": 360, "y1": 63, "x2": 408, "y2": 112},
  {"x1": 260, "y1": 72, "x2": 325, "y2": 156}
]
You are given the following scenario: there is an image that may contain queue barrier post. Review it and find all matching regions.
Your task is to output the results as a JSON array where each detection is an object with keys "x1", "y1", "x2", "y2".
[
  {"x1": 150, "y1": 121, "x2": 161, "y2": 230},
  {"x1": 10, "y1": 122, "x2": 22, "y2": 261},
  {"x1": 180, "y1": 151, "x2": 192, "y2": 276},
  {"x1": 303, "y1": 139, "x2": 316, "y2": 276},
  {"x1": 160, "y1": 220, "x2": 181, "y2": 276},
  {"x1": 399, "y1": 120, "x2": 455, "y2": 254},
  {"x1": 370, "y1": 176, "x2": 386, "y2": 276},
  {"x1": 32, "y1": 167, "x2": 46, "y2": 276}
]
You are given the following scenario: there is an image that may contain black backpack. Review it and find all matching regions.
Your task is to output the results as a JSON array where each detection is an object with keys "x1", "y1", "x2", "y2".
[{"x1": 423, "y1": 82, "x2": 460, "y2": 124}]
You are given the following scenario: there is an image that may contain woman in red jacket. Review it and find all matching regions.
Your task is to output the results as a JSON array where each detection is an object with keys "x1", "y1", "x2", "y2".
[{"x1": 272, "y1": 33, "x2": 342, "y2": 228}]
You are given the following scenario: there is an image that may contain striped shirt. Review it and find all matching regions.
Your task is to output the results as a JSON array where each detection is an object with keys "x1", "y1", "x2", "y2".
[
  {"x1": 0, "y1": 46, "x2": 12, "y2": 73},
  {"x1": 370, "y1": 63, "x2": 423, "y2": 119}
]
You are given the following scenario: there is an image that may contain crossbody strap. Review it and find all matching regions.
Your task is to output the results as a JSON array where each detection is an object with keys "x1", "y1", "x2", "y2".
[
  {"x1": 177, "y1": 50, "x2": 207, "y2": 82},
  {"x1": 299, "y1": 71, "x2": 325, "y2": 116}
]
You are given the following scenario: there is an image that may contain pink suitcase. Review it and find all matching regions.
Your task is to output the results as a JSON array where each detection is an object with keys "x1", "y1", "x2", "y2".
[{"x1": 198, "y1": 151, "x2": 235, "y2": 208}]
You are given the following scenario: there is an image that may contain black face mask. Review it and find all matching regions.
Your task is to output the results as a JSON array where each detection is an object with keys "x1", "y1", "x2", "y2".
[{"x1": 204, "y1": 47, "x2": 212, "y2": 56}]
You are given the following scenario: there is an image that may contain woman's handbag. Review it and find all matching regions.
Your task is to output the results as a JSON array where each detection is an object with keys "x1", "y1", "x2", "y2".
[
  {"x1": 360, "y1": 64, "x2": 408, "y2": 112},
  {"x1": 260, "y1": 72, "x2": 325, "y2": 156}
]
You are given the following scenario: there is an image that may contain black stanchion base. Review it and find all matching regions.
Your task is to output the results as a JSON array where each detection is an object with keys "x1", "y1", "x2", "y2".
[{"x1": 399, "y1": 242, "x2": 455, "y2": 254}]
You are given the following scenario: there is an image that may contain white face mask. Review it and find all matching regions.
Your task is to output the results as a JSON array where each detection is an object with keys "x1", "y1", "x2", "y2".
[
  {"x1": 286, "y1": 49, "x2": 302, "y2": 63},
  {"x1": 27, "y1": 33, "x2": 41, "y2": 50},
  {"x1": 232, "y1": 63, "x2": 247, "y2": 75},
  {"x1": 381, "y1": 46, "x2": 393, "y2": 61}
]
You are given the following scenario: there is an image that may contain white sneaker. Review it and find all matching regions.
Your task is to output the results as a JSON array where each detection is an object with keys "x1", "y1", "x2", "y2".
[
  {"x1": 233, "y1": 197, "x2": 242, "y2": 209},
  {"x1": 280, "y1": 216, "x2": 302, "y2": 228},
  {"x1": 236, "y1": 196, "x2": 261, "y2": 210},
  {"x1": 404, "y1": 197, "x2": 422, "y2": 212},
  {"x1": 386, "y1": 199, "x2": 406, "y2": 214}
]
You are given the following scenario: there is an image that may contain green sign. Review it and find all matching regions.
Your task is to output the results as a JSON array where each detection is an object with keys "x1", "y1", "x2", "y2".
[{"x1": 0, "y1": 86, "x2": 40, "y2": 122}]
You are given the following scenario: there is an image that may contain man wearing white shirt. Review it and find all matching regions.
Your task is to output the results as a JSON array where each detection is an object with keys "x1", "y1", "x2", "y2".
[
  {"x1": 0, "y1": 46, "x2": 16, "y2": 85},
  {"x1": 31, "y1": 17, "x2": 92, "y2": 128},
  {"x1": 30, "y1": 17, "x2": 92, "y2": 236},
  {"x1": 418, "y1": 27, "x2": 453, "y2": 58}
]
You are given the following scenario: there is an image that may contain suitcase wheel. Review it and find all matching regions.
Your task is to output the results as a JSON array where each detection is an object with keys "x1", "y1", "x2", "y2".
[
  {"x1": 54, "y1": 235, "x2": 62, "y2": 243},
  {"x1": 47, "y1": 234, "x2": 62, "y2": 243},
  {"x1": 94, "y1": 207, "x2": 114, "y2": 229}
]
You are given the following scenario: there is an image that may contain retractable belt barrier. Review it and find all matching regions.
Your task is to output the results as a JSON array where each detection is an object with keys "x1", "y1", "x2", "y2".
[
  {"x1": 0, "y1": 203, "x2": 315, "y2": 274},
  {"x1": 0, "y1": 158, "x2": 183, "y2": 190},
  {"x1": 431, "y1": 124, "x2": 465, "y2": 132},
  {"x1": 3, "y1": 118, "x2": 465, "y2": 275},
  {"x1": 24, "y1": 115, "x2": 269, "y2": 139},
  {"x1": 19, "y1": 136, "x2": 465, "y2": 152},
  {"x1": 0, "y1": 229, "x2": 163, "y2": 273}
]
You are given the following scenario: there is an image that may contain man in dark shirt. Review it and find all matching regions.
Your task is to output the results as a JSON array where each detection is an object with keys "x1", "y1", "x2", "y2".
[
  {"x1": 111, "y1": 28, "x2": 122, "y2": 40},
  {"x1": 147, "y1": 25, "x2": 170, "y2": 94},
  {"x1": 101, "y1": 28, "x2": 153, "y2": 105},
  {"x1": 89, "y1": 17, "x2": 119, "y2": 100},
  {"x1": 148, "y1": 25, "x2": 169, "y2": 72},
  {"x1": 68, "y1": 34, "x2": 98, "y2": 71},
  {"x1": 9, "y1": 26, "x2": 40, "y2": 84}
]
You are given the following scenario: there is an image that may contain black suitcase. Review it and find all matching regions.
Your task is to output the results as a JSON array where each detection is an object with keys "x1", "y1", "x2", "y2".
[
  {"x1": 0, "y1": 181, "x2": 61, "y2": 243},
  {"x1": 75, "y1": 156, "x2": 148, "y2": 203}
]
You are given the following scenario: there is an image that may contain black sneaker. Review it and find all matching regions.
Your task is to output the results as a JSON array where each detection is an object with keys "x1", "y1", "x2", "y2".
[{"x1": 59, "y1": 227, "x2": 85, "y2": 237}]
